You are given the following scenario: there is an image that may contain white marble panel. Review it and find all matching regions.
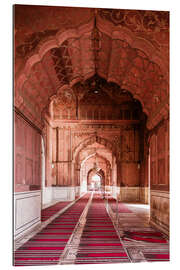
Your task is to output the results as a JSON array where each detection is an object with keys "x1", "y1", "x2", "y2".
[
  {"x1": 52, "y1": 187, "x2": 75, "y2": 201},
  {"x1": 14, "y1": 190, "x2": 41, "y2": 239},
  {"x1": 42, "y1": 186, "x2": 53, "y2": 205}
]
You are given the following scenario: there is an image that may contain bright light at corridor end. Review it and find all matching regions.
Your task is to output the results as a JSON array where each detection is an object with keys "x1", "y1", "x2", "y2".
[{"x1": 92, "y1": 174, "x2": 101, "y2": 181}]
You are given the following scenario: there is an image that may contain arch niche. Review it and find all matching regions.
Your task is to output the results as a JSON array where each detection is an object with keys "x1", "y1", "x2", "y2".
[
  {"x1": 72, "y1": 135, "x2": 117, "y2": 196},
  {"x1": 87, "y1": 168, "x2": 105, "y2": 191},
  {"x1": 15, "y1": 17, "x2": 168, "y2": 131},
  {"x1": 80, "y1": 153, "x2": 112, "y2": 193}
]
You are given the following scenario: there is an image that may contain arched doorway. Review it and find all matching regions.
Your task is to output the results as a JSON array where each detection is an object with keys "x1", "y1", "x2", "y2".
[
  {"x1": 87, "y1": 168, "x2": 105, "y2": 192},
  {"x1": 79, "y1": 150, "x2": 111, "y2": 195},
  {"x1": 74, "y1": 137, "x2": 115, "y2": 197},
  {"x1": 90, "y1": 173, "x2": 101, "y2": 191},
  {"x1": 13, "y1": 6, "x2": 169, "y2": 250}
]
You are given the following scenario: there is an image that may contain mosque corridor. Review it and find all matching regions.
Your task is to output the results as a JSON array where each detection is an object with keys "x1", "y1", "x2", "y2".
[
  {"x1": 14, "y1": 5, "x2": 169, "y2": 266},
  {"x1": 14, "y1": 192, "x2": 169, "y2": 266}
]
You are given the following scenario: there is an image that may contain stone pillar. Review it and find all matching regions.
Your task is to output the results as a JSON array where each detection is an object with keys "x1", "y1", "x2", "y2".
[
  {"x1": 45, "y1": 123, "x2": 53, "y2": 186},
  {"x1": 80, "y1": 165, "x2": 87, "y2": 194},
  {"x1": 112, "y1": 156, "x2": 117, "y2": 198},
  {"x1": 139, "y1": 141, "x2": 149, "y2": 204},
  {"x1": 56, "y1": 128, "x2": 71, "y2": 186}
]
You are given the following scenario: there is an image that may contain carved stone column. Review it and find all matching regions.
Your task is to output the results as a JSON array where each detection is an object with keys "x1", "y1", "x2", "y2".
[{"x1": 45, "y1": 123, "x2": 53, "y2": 186}]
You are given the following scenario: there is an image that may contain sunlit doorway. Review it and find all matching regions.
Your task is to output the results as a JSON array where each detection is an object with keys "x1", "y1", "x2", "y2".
[{"x1": 91, "y1": 174, "x2": 101, "y2": 191}]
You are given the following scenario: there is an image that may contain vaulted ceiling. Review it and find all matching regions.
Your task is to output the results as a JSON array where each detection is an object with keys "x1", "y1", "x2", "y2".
[{"x1": 14, "y1": 5, "x2": 169, "y2": 130}]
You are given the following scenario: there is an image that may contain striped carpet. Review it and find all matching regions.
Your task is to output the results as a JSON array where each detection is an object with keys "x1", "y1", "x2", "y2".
[
  {"x1": 41, "y1": 201, "x2": 70, "y2": 222},
  {"x1": 122, "y1": 230, "x2": 168, "y2": 244},
  {"x1": 75, "y1": 192, "x2": 130, "y2": 264},
  {"x1": 142, "y1": 249, "x2": 170, "y2": 262},
  {"x1": 108, "y1": 197, "x2": 132, "y2": 213},
  {"x1": 14, "y1": 193, "x2": 90, "y2": 266},
  {"x1": 117, "y1": 202, "x2": 170, "y2": 262}
]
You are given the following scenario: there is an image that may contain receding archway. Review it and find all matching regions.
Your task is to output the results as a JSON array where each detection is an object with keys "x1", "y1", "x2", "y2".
[
  {"x1": 14, "y1": 6, "x2": 169, "y2": 248},
  {"x1": 87, "y1": 168, "x2": 105, "y2": 192},
  {"x1": 89, "y1": 172, "x2": 101, "y2": 191},
  {"x1": 76, "y1": 141, "x2": 113, "y2": 195}
]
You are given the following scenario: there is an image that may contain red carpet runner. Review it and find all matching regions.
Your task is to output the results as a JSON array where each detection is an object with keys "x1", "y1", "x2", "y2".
[
  {"x1": 14, "y1": 193, "x2": 90, "y2": 266},
  {"x1": 122, "y1": 231, "x2": 168, "y2": 244},
  {"x1": 142, "y1": 250, "x2": 169, "y2": 262},
  {"x1": 41, "y1": 201, "x2": 70, "y2": 222},
  {"x1": 75, "y1": 192, "x2": 130, "y2": 264}
]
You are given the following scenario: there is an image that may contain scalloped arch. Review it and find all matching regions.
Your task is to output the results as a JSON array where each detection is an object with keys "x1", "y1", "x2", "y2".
[
  {"x1": 73, "y1": 135, "x2": 116, "y2": 163},
  {"x1": 81, "y1": 152, "x2": 112, "y2": 168},
  {"x1": 15, "y1": 19, "x2": 168, "y2": 126}
]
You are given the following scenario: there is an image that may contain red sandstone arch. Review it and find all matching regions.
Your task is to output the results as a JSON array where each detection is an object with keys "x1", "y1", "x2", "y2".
[
  {"x1": 73, "y1": 136, "x2": 115, "y2": 187},
  {"x1": 80, "y1": 152, "x2": 112, "y2": 168},
  {"x1": 15, "y1": 16, "x2": 169, "y2": 130},
  {"x1": 73, "y1": 135, "x2": 116, "y2": 163},
  {"x1": 87, "y1": 168, "x2": 105, "y2": 189},
  {"x1": 80, "y1": 152, "x2": 112, "y2": 187}
]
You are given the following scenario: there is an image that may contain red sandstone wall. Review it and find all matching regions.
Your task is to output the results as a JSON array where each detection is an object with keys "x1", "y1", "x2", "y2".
[
  {"x1": 149, "y1": 119, "x2": 169, "y2": 233},
  {"x1": 120, "y1": 163, "x2": 140, "y2": 187},
  {"x1": 150, "y1": 119, "x2": 169, "y2": 190},
  {"x1": 49, "y1": 124, "x2": 142, "y2": 188},
  {"x1": 14, "y1": 111, "x2": 41, "y2": 192},
  {"x1": 50, "y1": 128, "x2": 72, "y2": 186},
  {"x1": 118, "y1": 127, "x2": 140, "y2": 187}
]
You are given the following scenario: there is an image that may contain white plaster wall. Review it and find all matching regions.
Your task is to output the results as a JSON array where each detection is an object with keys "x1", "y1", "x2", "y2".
[{"x1": 14, "y1": 190, "x2": 41, "y2": 239}]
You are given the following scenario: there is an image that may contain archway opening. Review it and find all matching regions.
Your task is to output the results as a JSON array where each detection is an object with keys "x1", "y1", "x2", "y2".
[
  {"x1": 76, "y1": 142, "x2": 113, "y2": 196},
  {"x1": 91, "y1": 174, "x2": 101, "y2": 191},
  {"x1": 87, "y1": 168, "x2": 105, "y2": 193}
]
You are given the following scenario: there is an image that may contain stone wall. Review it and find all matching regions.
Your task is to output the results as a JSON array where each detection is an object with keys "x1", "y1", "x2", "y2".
[
  {"x1": 119, "y1": 187, "x2": 140, "y2": 202},
  {"x1": 14, "y1": 111, "x2": 41, "y2": 192},
  {"x1": 149, "y1": 119, "x2": 169, "y2": 234},
  {"x1": 139, "y1": 187, "x2": 149, "y2": 204},
  {"x1": 48, "y1": 122, "x2": 142, "y2": 188},
  {"x1": 150, "y1": 190, "x2": 169, "y2": 235}
]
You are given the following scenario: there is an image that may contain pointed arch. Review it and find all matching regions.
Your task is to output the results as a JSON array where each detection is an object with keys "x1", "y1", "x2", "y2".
[
  {"x1": 15, "y1": 18, "x2": 168, "y2": 128},
  {"x1": 80, "y1": 152, "x2": 112, "y2": 168},
  {"x1": 73, "y1": 134, "x2": 116, "y2": 162}
]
